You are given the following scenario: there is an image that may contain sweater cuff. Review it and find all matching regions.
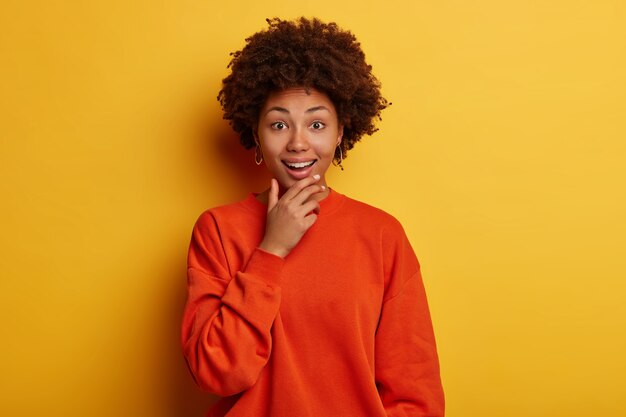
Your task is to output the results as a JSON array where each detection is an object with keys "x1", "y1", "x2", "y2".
[{"x1": 242, "y1": 247, "x2": 285, "y2": 286}]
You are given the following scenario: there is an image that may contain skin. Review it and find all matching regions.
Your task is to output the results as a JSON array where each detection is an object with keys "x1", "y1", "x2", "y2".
[{"x1": 254, "y1": 88, "x2": 343, "y2": 258}]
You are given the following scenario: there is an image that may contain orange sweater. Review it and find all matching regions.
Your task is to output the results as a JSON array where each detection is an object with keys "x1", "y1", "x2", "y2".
[{"x1": 182, "y1": 190, "x2": 445, "y2": 416}]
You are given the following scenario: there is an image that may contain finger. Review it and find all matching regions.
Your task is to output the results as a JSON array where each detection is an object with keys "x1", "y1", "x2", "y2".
[
  {"x1": 267, "y1": 179, "x2": 279, "y2": 212},
  {"x1": 298, "y1": 200, "x2": 321, "y2": 217},
  {"x1": 290, "y1": 184, "x2": 326, "y2": 206},
  {"x1": 302, "y1": 213, "x2": 318, "y2": 230},
  {"x1": 282, "y1": 174, "x2": 321, "y2": 201}
]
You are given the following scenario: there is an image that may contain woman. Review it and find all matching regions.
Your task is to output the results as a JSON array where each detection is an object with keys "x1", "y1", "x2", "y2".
[{"x1": 182, "y1": 17, "x2": 445, "y2": 417}]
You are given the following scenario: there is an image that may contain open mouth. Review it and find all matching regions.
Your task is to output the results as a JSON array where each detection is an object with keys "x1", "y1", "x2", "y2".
[{"x1": 282, "y1": 160, "x2": 317, "y2": 170}]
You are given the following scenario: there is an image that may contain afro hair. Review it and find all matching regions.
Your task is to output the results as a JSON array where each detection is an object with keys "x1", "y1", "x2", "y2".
[{"x1": 217, "y1": 17, "x2": 389, "y2": 162}]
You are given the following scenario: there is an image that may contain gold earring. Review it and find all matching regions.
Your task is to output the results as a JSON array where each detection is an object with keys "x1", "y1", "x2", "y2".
[
  {"x1": 332, "y1": 146, "x2": 344, "y2": 171},
  {"x1": 254, "y1": 146, "x2": 263, "y2": 165}
]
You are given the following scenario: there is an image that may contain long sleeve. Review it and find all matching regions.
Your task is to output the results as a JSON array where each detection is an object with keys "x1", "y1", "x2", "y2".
[
  {"x1": 181, "y1": 211, "x2": 285, "y2": 396},
  {"x1": 375, "y1": 224, "x2": 445, "y2": 417}
]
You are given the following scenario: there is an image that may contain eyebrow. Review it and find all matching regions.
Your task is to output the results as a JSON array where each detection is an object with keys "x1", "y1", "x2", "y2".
[{"x1": 264, "y1": 105, "x2": 331, "y2": 115}]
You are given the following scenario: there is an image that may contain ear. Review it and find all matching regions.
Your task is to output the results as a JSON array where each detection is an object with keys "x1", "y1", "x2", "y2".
[
  {"x1": 252, "y1": 126, "x2": 260, "y2": 146},
  {"x1": 336, "y1": 124, "x2": 344, "y2": 147}
]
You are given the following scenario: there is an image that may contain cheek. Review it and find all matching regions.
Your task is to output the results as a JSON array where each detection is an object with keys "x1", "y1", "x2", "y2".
[
  {"x1": 318, "y1": 135, "x2": 340, "y2": 157},
  {"x1": 321, "y1": 146, "x2": 336, "y2": 159},
  {"x1": 258, "y1": 139, "x2": 280, "y2": 160}
]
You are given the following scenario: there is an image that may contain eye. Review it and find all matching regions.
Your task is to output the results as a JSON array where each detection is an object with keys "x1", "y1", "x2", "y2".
[
  {"x1": 271, "y1": 121, "x2": 287, "y2": 130},
  {"x1": 311, "y1": 121, "x2": 325, "y2": 130}
]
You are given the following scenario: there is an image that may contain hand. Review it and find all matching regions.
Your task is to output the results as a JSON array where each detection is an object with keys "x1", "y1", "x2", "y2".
[{"x1": 258, "y1": 175, "x2": 325, "y2": 258}]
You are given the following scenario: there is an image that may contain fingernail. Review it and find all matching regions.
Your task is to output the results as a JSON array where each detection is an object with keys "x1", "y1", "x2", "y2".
[
  {"x1": 313, "y1": 174, "x2": 320, "y2": 180},
  {"x1": 321, "y1": 185, "x2": 326, "y2": 190}
]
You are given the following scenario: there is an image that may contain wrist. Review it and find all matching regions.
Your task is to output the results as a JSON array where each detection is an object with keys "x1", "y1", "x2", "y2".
[{"x1": 258, "y1": 241, "x2": 289, "y2": 258}]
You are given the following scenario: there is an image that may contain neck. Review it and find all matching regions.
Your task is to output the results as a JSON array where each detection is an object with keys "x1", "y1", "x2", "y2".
[{"x1": 256, "y1": 184, "x2": 331, "y2": 205}]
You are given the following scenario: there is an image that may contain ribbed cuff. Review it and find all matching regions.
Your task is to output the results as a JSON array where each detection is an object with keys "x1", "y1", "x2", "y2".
[{"x1": 242, "y1": 248, "x2": 285, "y2": 286}]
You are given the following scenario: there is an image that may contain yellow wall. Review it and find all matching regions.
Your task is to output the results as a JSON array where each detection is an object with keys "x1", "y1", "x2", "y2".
[{"x1": 1, "y1": 1, "x2": 625, "y2": 416}]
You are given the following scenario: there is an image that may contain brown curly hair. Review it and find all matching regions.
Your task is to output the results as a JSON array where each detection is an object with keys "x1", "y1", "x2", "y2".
[{"x1": 217, "y1": 17, "x2": 389, "y2": 162}]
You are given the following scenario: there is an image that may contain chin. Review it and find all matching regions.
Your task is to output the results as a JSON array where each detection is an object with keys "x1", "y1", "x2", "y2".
[{"x1": 273, "y1": 176, "x2": 295, "y2": 190}]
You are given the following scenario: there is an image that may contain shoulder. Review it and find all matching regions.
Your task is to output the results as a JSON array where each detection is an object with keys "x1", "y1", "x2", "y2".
[
  {"x1": 338, "y1": 194, "x2": 420, "y2": 292},
  {"x1": 338, "y1": 193, "x2": 406, "y2": 235},
  {"x1": 194, "y1": 194, "x2": 263, "y2": 230}
]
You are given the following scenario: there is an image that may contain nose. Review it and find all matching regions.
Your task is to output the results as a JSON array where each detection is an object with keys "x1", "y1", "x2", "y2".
[{"x1": 286, "y1": 127, "x2": 309, "y2": 152}]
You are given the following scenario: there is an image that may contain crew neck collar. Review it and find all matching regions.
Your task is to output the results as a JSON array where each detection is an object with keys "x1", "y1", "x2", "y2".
[{"x1": 241, "y1": 188, "x2": 345, "y2": 216}]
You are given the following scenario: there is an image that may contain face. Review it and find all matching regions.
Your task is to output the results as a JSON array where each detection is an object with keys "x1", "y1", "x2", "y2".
[{"x1": 255, "y1": 88, "x2": 343, "y2": 192}]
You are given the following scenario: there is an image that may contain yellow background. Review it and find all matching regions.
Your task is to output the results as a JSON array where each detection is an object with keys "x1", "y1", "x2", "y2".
[{"x1": 1, "y1": 1, "x2": 625, "y2": 416}]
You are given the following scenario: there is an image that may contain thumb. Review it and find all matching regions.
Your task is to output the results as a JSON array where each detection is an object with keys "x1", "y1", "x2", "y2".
[{"x1": 267, "y1": 178, "x2": 278, "y2": 212}]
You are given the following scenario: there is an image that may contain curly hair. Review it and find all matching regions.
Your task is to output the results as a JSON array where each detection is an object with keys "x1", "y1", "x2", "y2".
[{"x1": 217, "y1": 17, "x2": 389, "y2": 162}]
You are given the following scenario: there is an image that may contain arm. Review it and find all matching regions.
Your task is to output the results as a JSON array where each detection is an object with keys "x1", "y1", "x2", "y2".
[
  {"x1": 181, "y1": 177, "x2": 324, "y2": 396},
  {"x1": 375, "y1": 227, "x2": 445, "y2": 416},
  {"x1": 181, "y1": 211, "x2": 285, "y2": 396}
]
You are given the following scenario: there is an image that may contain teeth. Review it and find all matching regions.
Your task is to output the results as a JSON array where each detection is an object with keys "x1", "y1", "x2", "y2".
[{"x1": 285, "y1": 160, "x2": 315, "y2": 169}]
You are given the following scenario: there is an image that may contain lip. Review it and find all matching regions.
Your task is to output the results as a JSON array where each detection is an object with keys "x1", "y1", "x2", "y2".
[{"x1": 281, "y1": 159, "x2": 317, "y2": 180}]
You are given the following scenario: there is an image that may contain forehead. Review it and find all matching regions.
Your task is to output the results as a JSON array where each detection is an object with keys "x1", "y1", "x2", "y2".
[{"x1": 261, "y1": 88, "x2": 336, "y2": 114}]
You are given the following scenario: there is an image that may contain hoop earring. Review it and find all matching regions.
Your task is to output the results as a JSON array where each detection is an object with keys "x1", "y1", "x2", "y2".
[
  {"x1": 332, "y1": 146, "x2": 344, "y2": 171},
  {"x1": 254, "y1": 146, "x2": 263, "y2": 165}
]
